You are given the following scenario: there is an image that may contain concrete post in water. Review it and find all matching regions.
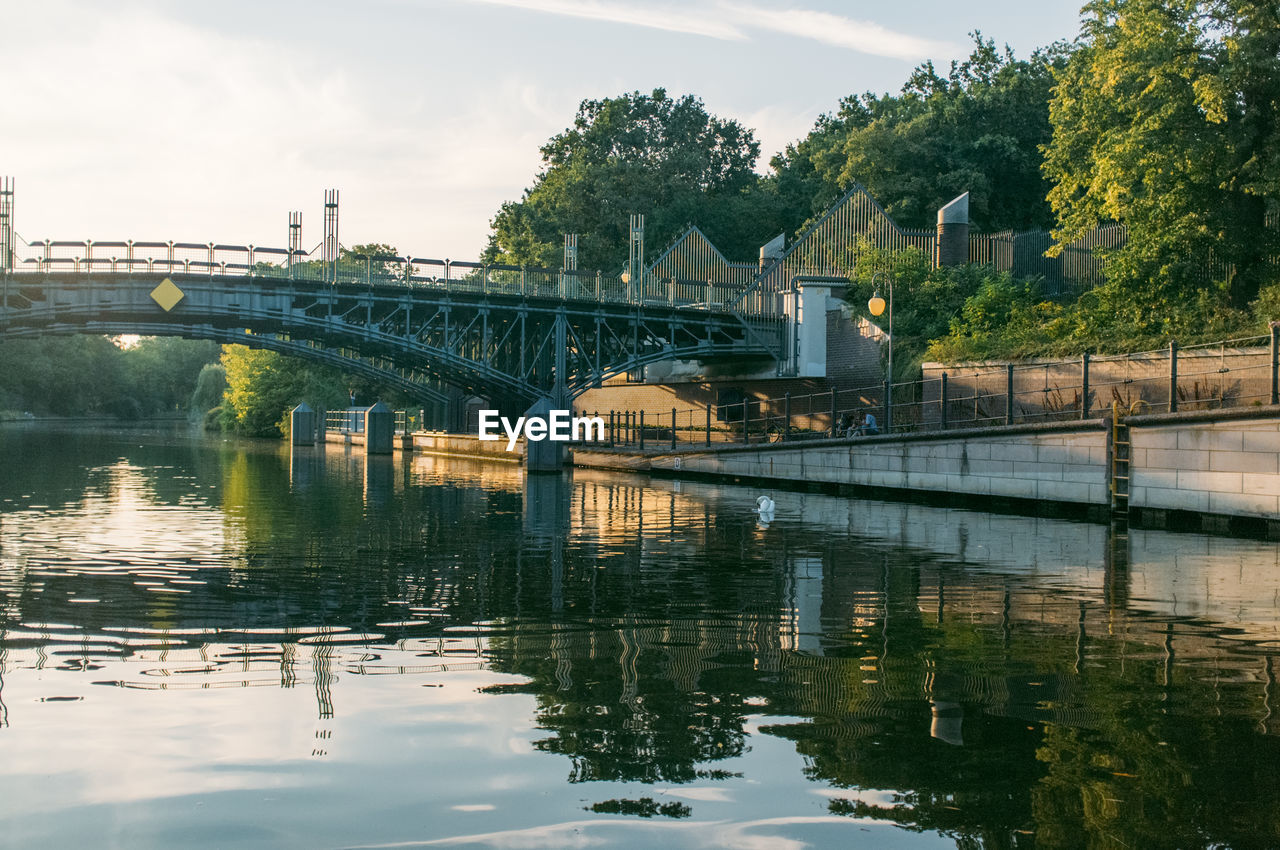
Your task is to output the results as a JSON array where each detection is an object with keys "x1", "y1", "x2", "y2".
[
  {"x1": 1169, "y1": 340, "x2": 1179, "y2": 413},
  {"x1": 365, "y1": 401, "x2": 394, "y2": 455},
  {"x1": 936, "y1": 193, "x2": 970, "y2": 267},
  {"x1": 315, "y1": 406, "x2": 327, "y2": 443},
  {"x1": 291, "y1": 402, "x2": 316, "y2": 446},
  {"x1": 524, "y1": 396, "x2": 563, "y2": 472}
]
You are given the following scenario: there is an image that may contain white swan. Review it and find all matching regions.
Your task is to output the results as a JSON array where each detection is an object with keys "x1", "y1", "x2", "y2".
[{"x1": 756, "y1": 495, "x2": 776, "y2": 515}]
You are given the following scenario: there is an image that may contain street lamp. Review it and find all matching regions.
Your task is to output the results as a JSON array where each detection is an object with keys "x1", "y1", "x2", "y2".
[{"x1": 867, "y1": 271, "x2": 892, "y2": 430}]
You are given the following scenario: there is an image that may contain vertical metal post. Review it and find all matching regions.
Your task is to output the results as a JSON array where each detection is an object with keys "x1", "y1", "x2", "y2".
[
  {"x1": 0, "y1": 176, "x2": 14, "y2": 276},
  {"x1": 1270, "y1": 325, "x2": 1278, "y2": 405},
  {"x1": 639, "y1": 411, "x2": 645, "y2": 450},
  {"x1": 288, "y1": 211, "x2": 302, "y2": 280},
  {"x1": 830, "y1": 389, "x2": 837, "y2": 438},
  {"x1": 882, "y1": 380, "x2": 891, "y2": 435},
  {"x1": 705, "y1": 404, "x2": 711, "y2": 446},
  {"x1": 1169, "y1": 340, "x2": 1179, "y2": 413},
  {"x1": 323, "y1": 189, "x2": 339, "y2": 284},
  {"x1": 940, "y1": 373, "x2": 949, "y2": 429},
  {"x1": 742, "y1": 400, "x2": 749, "y2": 445},
  {"x1": 1081, "y1": 352, "x2": 1091, "y2": 419},
  {"x1": 671, "y1": 408, "x2": 677, "y2": 449},
  {"x1": 783, "y1": 392, "x2": 791, "y2": 441},
  {"x1": 1005, "y1": 364, "x2": 1015, "y2": 425},
  {"x1": 609, "y1": 410, "x2": 615, "y2": 445}
]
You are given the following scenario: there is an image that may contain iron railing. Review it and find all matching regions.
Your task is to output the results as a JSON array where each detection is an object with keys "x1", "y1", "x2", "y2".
[{"x1": 569, "y1": 330, "x2": 1280, "y2": 449}]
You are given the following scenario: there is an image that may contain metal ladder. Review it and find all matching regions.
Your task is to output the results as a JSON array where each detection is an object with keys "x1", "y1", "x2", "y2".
[{"x1": 1110, "y1": 400, "x2": 1131, "y2": 522}]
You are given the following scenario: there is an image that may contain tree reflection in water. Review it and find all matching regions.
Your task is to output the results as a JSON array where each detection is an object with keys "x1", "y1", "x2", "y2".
[{"x1": 2, "y1": 427, "x2": 1280, "y2": 847}]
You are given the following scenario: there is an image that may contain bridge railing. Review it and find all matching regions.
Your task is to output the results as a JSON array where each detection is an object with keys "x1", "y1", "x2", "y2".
[
  {"x1": 571, "y1": 332, "x2": 1280, "y2": 448},
  {"x1": 8, "y1": 236, "x2": 773, "y2": 317}
]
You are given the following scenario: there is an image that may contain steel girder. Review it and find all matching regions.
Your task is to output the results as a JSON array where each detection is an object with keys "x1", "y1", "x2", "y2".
[{"x1": 0, "y1": 273, "x2": 782, "y2": 408}]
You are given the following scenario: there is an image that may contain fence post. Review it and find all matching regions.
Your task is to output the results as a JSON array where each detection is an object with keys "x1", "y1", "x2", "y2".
[
  {"x1": 742, "y1": 400, "x2": 749, "y2": 445},
  {"x1": 883, "y1": 380, "x2": 891, "y2": 435},
  {"x1": 830, "y1": 389, "x2": 837, "y2": 438},
  {"x1": 639, "y1": 411, "x2": 645, "y2": 450},
  {"x1": 1271, "y1": 324, "x2": 1278, "y2": 405},
  {"x1": 1081, "y1": 353, "x2": 1091, "y2": 419},
  {"x1": 706, "y1": 403, "x2": 712, "y2": 446},
  {"x1": 1005, "y1": 364, "x2": 1015, "y2": 425},
  {"x1": 940, "y1": 373, "x2": 949, "y2": 430},
  {"x1": 783, "y1": 392, "x2": 791, "y2": 442},
  {"x1": 671, "y1": 408, "x2": 677, "y2": 450},
  {"x1": 1169, "y1": 340, "x2": 1179, "y2": 413}
]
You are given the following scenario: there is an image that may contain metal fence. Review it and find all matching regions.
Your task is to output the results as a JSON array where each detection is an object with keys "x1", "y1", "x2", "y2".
[
  {"x1": 323, "y1": 407, "x2": 423, "y2": 435},
  {"x1": 570, "y1": 331, "x2": 1280, "y2": 449}
]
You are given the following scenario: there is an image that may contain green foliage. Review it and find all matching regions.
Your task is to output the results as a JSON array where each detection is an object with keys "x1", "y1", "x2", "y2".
[
  {"x1": 218, "y1": 345, "x2": 415, "y2": 438},
  {"x1": 770, "y1": 34, "x2": 1068, "y2": 234},
  {"x1": 1043, "y1": 0, "x2": 1279, "y2": 307},
  {"x1": 0, "y1": 335, "x2": 218, "y2": 416},
  {"x1": 844, "y1": 246, "x2": 1008, "y2": 377},
  {"x1": 189, "y1": 363, "x2": 227, "y2": 421},
  {"x1": 483, "y1": 88, "x2": 773, "y2": 272}
]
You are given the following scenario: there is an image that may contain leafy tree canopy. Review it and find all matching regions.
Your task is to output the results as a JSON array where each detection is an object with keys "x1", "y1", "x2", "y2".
[
  {"x1": 1043, "y1": 0, "x2": 1280, "y2": 307},
  {"x1": 483, "y1": 89, "x2": 772, "y2": 271},
  {"x1": 769, "y1": 34, "x2": 1069, "y2": 235}
]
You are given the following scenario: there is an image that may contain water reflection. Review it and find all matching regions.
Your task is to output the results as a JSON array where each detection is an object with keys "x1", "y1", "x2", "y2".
[{"x1": 1, "y1": 425, "x2": 1279, "y2": 848}]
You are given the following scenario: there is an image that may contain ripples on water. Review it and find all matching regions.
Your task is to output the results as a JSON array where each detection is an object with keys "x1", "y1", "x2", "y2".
[{"x1": 1, "y1": 425, "x2": 1280, "y2": 848}]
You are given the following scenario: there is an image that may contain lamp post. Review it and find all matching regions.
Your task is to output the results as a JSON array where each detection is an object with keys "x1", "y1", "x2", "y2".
[{"x1": 868, "y1": 272, "x2": 892, "y2": 429}]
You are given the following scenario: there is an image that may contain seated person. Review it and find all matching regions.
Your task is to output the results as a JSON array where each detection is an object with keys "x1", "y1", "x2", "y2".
[{"x1": 856, "y1": 412, "x2": 879, "y2": 436}]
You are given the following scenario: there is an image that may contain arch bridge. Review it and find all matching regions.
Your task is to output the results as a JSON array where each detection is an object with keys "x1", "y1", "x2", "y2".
[{"x1": 0, "y1": 242, "x2": 784, "y2": 412}]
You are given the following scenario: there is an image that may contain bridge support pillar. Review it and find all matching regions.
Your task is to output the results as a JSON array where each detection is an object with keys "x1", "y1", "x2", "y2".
[
  {"x1": 524, "y1": 395, "x2": 565, "y2": 472},
  {"x1": 291, "y1": 403, "x2": 316, "y2": 446},
  {"x1": 365, "y1": 401, "x2": 394, "y2": 455},
  {"x1": 784, "y1": 276, "x2": 840, "y2": 377}
]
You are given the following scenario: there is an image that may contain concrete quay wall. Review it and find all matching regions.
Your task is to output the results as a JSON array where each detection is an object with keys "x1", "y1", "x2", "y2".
[
  {"x1": 1128, "y1": 411, "x2": 1280, "y2": 520},
  {"x1": 637, "y1": 421, "x2": 1111, "y2": 509},
  {"x1": 578, "y1": 409, "x2": 1280, "y2": 527}
]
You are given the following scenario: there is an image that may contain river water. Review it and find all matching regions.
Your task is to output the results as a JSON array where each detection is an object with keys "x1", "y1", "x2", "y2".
[{"x1": 1, "y1": 425, "x2": 1279, "y2": 849}]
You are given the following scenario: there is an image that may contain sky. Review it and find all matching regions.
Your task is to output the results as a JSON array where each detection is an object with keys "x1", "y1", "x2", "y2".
[{"x1": 2, "y1": 0, "x2": 1084, "y2": 263}]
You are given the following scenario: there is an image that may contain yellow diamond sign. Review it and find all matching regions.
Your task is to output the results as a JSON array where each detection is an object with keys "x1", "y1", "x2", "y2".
[{"x1": 150, "y1": 278, "x2": 185, "y2": 312}]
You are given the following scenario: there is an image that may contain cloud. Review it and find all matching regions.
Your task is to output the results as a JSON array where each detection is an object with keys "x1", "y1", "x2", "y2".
[
  {"x1": 720, "y1": 3, "x2": 958, "y2": 61},
  {"x1": 458, "y1": 0, "x2": 748, "y2": 40},
  {"x1": 450, "y1": 0, "x2": 957, "y2": 61}
]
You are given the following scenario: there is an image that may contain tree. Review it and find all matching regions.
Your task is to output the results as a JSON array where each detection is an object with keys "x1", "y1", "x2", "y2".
[
  {"x1": 483, "y1": 89, "x2": 771, "y2": 271},
  {"x1": 770, "y1": 35, "x2": 1068, "y2": 235},
  {"x1": 1043, "y1": 0, "x2": 1280, "y2": 309}
]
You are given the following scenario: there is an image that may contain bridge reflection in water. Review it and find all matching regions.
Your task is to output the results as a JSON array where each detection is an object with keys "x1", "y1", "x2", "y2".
[{"x1": 1, "y1": 427, "x2": 1279, "y2": 847}]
